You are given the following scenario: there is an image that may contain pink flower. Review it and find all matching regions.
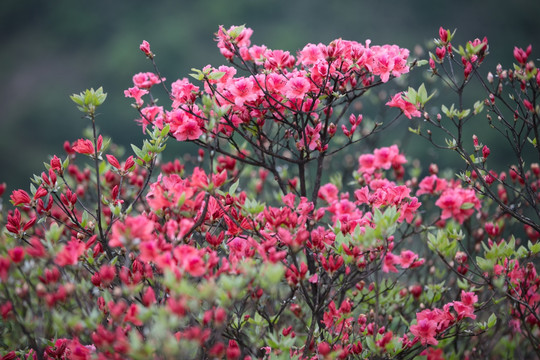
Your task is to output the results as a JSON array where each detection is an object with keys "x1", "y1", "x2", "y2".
[
  {"x1": 67, "y1": 338, "x2": 93, "y2": 360},
  {"x1": 55, "y1": 238, "x2": 86, "y2": 266},
  {"x1": 297, "y1": 123, "x2": 322, "y2": 151},
  {"x1": 0, "y1": 256, "x2": 10, "y2": 281},
  {"x1": 109, "y1": 215, "x2": 155, "y2": 248},
  {"x1": 139, "y1": 40, "x2": 152, "y2": 57},
  {"x1": 358, "y1": 154, "x2": 377, "y2": 174},
  {"x1": 318, "y1": 183, "x2": 339, "y2": 203},
  {"x1": 435, "y1": 187, "x2": 480, "y2": 224},
  {"x1": 285, "y1": 75, "x2": 311, "y2": 100},
  {"x1": 263, "y1": 73, "x2": 287, "y2": 93},
  {"x1": 368, "y1": 45, "x2": 410, "y2": 82},
  {"x1": 382, "y1": 252, "x2": 399, "y2": 273},
  {"x1": 173, "y1": 245, "x2": 206, "y2": 277},
  {"x1": 298, "y1": 43, "x2": 324, "y2": 66},
  {"x1": 229, "y1": 77, "x2": 260, "y2": 106},
  {"x1": 372, "y1": 52, "x2": 393, "y2": 82},
  {"x1": 460, "y1": 290, "x2": 478, "y2": 307},
  {"x1": 264, "y1": 49, "x2": 295, "y2": 70},
  {"x1": 513, "y1": 45, "x2": 532, "y2": 66},
  {"x1": 421, "y1": 348, "x2": 445, "y2": 360},
  {"x1": 435, "y1": 47, "x2": 446, "y2": 60},
  {"x1": 417, "y1": 175, "x2": 448, "y2": 196},
  {"x1": 374, "y1": 145, "x2": 403, "y2": 170},
  {"x1": 398, "y1": 197, "x2": 422, "y2": 223},
  {"x1": 523, "y1": 99, "x2": 534, "y2": 112},
  {"x1": 410, "y1": 319, "x2": 438, "y2": 346},
  {"x1": 132, "y1": 72, "x2": 163, "y2": 89},
  {"x1": 453, "y1": 300, "x2": 476, "y2": 320},
  {"x1": 139, "y1": 240, "x2": 160, "y2": 263},
  {"x1": 171, "y1": 78, "x2": 199, "y2": 107},
  {"x1": 174, "y1": 118, "x2": 203, "y2": 141},
  {"x1": 124, "y1": 86, "x2": 148, "y2": 107},
  {"x1": 399, "y1": 250, "x2": 418, "y2": 268},
  {"x1": 439, "y1": 27, "x2": 449, "y2": 43},
  {"x1": 386, "y1": 92, "x2": 421, "y2": 119}
]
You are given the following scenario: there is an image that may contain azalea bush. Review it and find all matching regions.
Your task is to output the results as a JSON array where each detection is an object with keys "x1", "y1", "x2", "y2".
[{"x1": 0, "y1": 25, "x2": 539, "y2": 359}]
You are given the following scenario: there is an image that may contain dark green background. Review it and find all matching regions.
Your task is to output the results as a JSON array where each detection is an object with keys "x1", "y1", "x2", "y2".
[{"x1": 1, "y1": 0, "x2": 539, "y2": 194}]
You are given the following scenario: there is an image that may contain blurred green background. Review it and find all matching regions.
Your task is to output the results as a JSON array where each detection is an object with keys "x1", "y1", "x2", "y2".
[{"x1": 1, "y1": 0, "x2": 539, "y2": 195}]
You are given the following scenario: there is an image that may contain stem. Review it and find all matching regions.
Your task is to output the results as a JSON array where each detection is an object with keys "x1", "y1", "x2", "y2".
[{"x1": 90, "y1": 113, "x2": 113, "y2": 259}]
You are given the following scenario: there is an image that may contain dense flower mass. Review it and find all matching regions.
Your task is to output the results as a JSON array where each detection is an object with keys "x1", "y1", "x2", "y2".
[
  {"x1": 1, "y1": 25, "x2": 540, "y2": 360},
  {"x1": 126, "y1": 25, "x2": 412, "y2": 146}
]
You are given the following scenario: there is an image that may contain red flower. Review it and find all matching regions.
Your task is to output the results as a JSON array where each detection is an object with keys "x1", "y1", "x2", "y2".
[
  {"x1": 226, "y1": 340, "x2": 241, "y2": 360},
  {"x1": 50, "y1": 155, "x2": 63, "y2": 174},
  {"x1": 72, "y1": 135, "x2": 102, "y2": 156},
  {"x1": 410, "y1": 319, "x2": 438, "y2": 346},
  {"x1": 8, "y1": 247, "x2": 24, "y2": 264},
  {"x1": 523, "y1": 99, "x2": 534, "y2": 112},
  {"x1": 54, "y1": 238, "x2": 86, "y2": 266},
  {"x1": 0, "y1": 257, "x2": 10, "y2": 282},
  {"x1": 142, "y1": 286, "x2": 156, "y2": 307},
  {"x1": 513, "y1": 45, "x2": 532, "y2": 66},
  {"x1": 439, "y1": 27, "x2": 449, "y2": 44},
  {"x1": 10, "y1": 189, "x2": 31, "y2": 206},
  {"x1": 482, "y1": 145, "x2": 490, "y2": 160}
]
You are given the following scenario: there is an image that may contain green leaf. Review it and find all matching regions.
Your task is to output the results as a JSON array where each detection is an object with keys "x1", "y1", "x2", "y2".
[
  {"x1": 80, "y1": 211, "x2": 89, "y2": 228},
  {"x1": 487, "y1": 313, "x2": 497, "y2": 328},
  {"x1": 207, "y1": 71, "x2": 226, "y2": 80},
  {"x1": 228, "y1": 25, "x2": 246, "y2": 39},
  {"x1": 365, "y1": 336, "x2": 376, "y2": 352},
  {"x1": 110, "y1": 256, "x2": 119, "y2": 266},
  {"x1": 458, "y1": 109, "x2": 471, "y2": 119},
  {"x1": 62, "y1": 156, "x2": 70, "y2": 171},
  {"x1": 160, "y1": 124, "x2": 171, "y2": 138},
  {"x1": 417, "y1": 84, "x2": 427, "y2": 102},
  {"x1": 460, "y1": 202, "x2": 475, "y2": 210},
  {"x1": 529, "y1": 241, "x2": 540, "y2": 254},
  {"x1": 189, "y1": 68, "x2": 204, "y2": 81},
  {"x1": 473, "y1": 100, "x2": 484, "y2": 115},
  {"x1": 229, "y1": 179, "x2": 239, "y2": 195},
  {"x1": 261, "y1": 263, "x2": 285, "y2": 286},
  {"x1": 457, "y1": 277, "x2": 469, "y2": 290},
  {"x1": 131, "y1": 144, "x2": 144, "y2": 159},
  {"x1": 476, "y1": 256, "x2": 495, "y2": 272}
]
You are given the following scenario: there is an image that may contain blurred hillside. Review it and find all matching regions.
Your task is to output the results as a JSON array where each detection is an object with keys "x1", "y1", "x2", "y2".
[{"x1": 1, "y1": 0, "x2": 540, "y2": 194}]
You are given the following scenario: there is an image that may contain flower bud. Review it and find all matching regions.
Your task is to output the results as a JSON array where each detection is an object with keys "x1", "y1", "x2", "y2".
[
  {"x1": 482, "y1": 145, "x2": 490, "y2": 160},
  {"x1": 140, "y1": 40, "x2": 154, "y2": 58},
  {"x1": 439, "y1": 27, "x2": 449, "y2": 44}
]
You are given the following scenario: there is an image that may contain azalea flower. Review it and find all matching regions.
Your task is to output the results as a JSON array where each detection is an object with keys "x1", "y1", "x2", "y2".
[
  {"x1": 386, "y1": 92, "x2": 421, "y2": 119},
  {"x1": 410, "y1": 319, "x2": 438, "y2": 346}
]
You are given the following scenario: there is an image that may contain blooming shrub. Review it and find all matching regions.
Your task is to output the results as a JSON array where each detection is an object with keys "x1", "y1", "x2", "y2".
[{"x1": 0, "y1": 25, "x2": 540, "y2": 359}]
